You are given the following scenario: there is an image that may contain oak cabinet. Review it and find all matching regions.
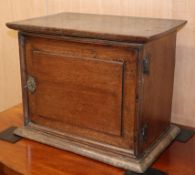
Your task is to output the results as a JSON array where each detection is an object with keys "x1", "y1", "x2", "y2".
[{"x1": 7, "y1": 13, "x2": 186, "y2": 173}]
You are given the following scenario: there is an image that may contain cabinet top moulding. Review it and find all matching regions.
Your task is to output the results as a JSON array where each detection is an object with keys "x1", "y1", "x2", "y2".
[{"x1": 6, "y1": 12, "x2": 187, "y2": 43}]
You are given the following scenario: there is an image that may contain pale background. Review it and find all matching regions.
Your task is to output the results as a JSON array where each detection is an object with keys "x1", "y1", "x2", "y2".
[{"x1": 0, "y1": 0, "x2": 194, "y2": 127}]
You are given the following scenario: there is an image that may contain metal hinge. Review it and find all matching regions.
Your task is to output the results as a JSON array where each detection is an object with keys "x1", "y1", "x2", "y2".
[
  {"x1": 143, "y1": 57, "x2": 150, "y2": 74},
  {"x1": 19, "y1": 34, "x2": 26, "y2": 47},
  {"x1": 139, "y1": 123, "x2": 148, "y2": 143}
]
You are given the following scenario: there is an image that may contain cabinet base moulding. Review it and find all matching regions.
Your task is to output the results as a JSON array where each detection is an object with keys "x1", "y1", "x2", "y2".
[{"x1": 14, "y1": 124, "x2": 180, "y2": 173}]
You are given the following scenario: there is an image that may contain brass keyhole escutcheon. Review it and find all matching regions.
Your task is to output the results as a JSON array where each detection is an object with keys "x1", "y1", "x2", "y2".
[{"x1": 26, "y1": 75, "x2": 36, "y2": 93}]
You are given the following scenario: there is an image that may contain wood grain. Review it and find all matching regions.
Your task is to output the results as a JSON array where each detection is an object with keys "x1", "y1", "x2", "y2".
[
  {"x1": 6, "y1": 11, "x2": 185, "y2": 172},
  {"x1": 20, "y1": 33, "x2": 138, "y2": 150},
  {"x1": 1, "y1": 0, "x2": 195, "y2": 128},
  {"x1": 0, "y1": 105, "x2": 194, "y2": 175},
  {"x1": 0, "y1": 105, "x2": 125, "y2": 175},
  {"x1": 0, "y1": 161, "x2": 22, "y2": 175},
  {"x1": 138, "y1": 33, "x2": 177, "y2": 155},
  {"x1": 44, "y1": 0, "x2": 194, "y2": 128},
  {"x1": 6, "y1": 13, "x2": 186, "y2": 43},
  {"x1": 30, "y1": 50, "x2": 124, "y2": 136}
]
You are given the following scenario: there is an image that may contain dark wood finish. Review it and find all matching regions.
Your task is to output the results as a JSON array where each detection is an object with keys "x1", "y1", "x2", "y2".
[
  {"x1": 138, "y1": 33, "x2": 177, "y2": 156},
  {"x1": 30, "y1": 50, "x2": 124, "y2": 136},
  {"x1": 0, "y1": 105, "x2": 195, "y2": 175},
  {"x1": 7, "y1": 12, "x2": 186, "y2": 43},
  {"x1": 22, "y1": 34, "x2": 138, "y2": 151},
  {"x1": 0, "y1": 162, "x2": 22, "y2": 175},
  {"x1": 6, "y1": 13, "x2": 186, "y2": 173}
]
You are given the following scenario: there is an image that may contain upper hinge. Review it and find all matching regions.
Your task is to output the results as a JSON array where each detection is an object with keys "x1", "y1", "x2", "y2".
[
  {"x1": 19, "y1": 34, "x2": 26, "y2": 47},
  {"x1": 143, "y1": 56, "x2": 150, "y2": 74}
]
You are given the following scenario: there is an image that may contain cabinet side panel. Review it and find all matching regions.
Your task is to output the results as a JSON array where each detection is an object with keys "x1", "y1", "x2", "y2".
[{"x1": 139, "y1": 33, "x2": 177, "y2": 154}]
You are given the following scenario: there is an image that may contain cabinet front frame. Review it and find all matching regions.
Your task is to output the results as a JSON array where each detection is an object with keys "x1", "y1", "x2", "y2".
[{"x1": 18, "y1": 32, "x2": 143, "y2": 157}]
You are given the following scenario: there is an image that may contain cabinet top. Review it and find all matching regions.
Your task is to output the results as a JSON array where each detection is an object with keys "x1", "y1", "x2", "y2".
[{"x1": 7, "y1": 12, "x2": 186, "y2": 43}]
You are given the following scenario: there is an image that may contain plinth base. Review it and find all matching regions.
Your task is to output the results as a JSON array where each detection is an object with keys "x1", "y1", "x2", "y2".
[{"x1": 14, "y1": 124, "x2": 180, "y2": 173}]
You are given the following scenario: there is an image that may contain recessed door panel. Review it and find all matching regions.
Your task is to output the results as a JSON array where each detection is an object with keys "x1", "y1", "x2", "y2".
[
  {"x1": 23, "y1": 36, "x2": 138, "y2": 150},
  {"x1": 29, "y1": 51, "x2": 124, "y2": 136}
]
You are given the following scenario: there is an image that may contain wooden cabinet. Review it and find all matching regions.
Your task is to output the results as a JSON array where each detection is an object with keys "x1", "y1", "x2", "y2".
[{"x1": 6, "y1": 13, "x2": 186, "y2": 173}]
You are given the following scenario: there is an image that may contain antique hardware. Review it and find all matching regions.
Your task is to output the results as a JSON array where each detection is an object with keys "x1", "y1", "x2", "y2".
[
  {"x1": 140, "y1": 123, "x2": 148, "y2": 143},
  {"x1": 26, "y1": 76, "x2": 36, "y2": 93},
  {"x1": 143, "y1": 57, "x2": 150, "y2": 74}
]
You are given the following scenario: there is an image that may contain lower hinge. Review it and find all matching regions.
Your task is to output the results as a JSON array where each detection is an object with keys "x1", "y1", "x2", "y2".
[{"x1": 139, "y1": 123, "x2": 148, "y2": 143}]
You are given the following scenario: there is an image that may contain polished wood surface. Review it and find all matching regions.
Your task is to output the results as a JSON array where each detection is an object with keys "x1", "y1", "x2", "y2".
[
  {"x1": 6, "y1": 13, "x2": 186, "y2": 171},
  {"x1": 0, "y1": 105, "x2": 194, "y2": 175},
  {"x1": 138, "y1": 33, "x2": 177, "y2": 155},
  {"x1": 2, "y1": 1, "x2": 195, "y2": 130},
  {"x1": 25, "y1": 34, "x2": 136, "y2": 142},
  {"x1": 30, "y1": 49, "x2": 124, "y2": 137},
  {"x1": 6, "y1": 12, "x2": 186, "y2": 43},
  {"x1": 22, "y1": 33, "x2": 138, "y2": 151}
]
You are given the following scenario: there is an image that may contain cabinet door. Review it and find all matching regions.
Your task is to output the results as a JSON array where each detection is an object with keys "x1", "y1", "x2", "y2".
[{"x1": 21, "y1": 34, "x2": 138, "y2": 152}]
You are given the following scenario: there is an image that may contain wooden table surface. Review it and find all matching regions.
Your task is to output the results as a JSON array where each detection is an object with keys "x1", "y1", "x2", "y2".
[{"x1": 0, "y1": 105, "x2": 194, "y2": 175}]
